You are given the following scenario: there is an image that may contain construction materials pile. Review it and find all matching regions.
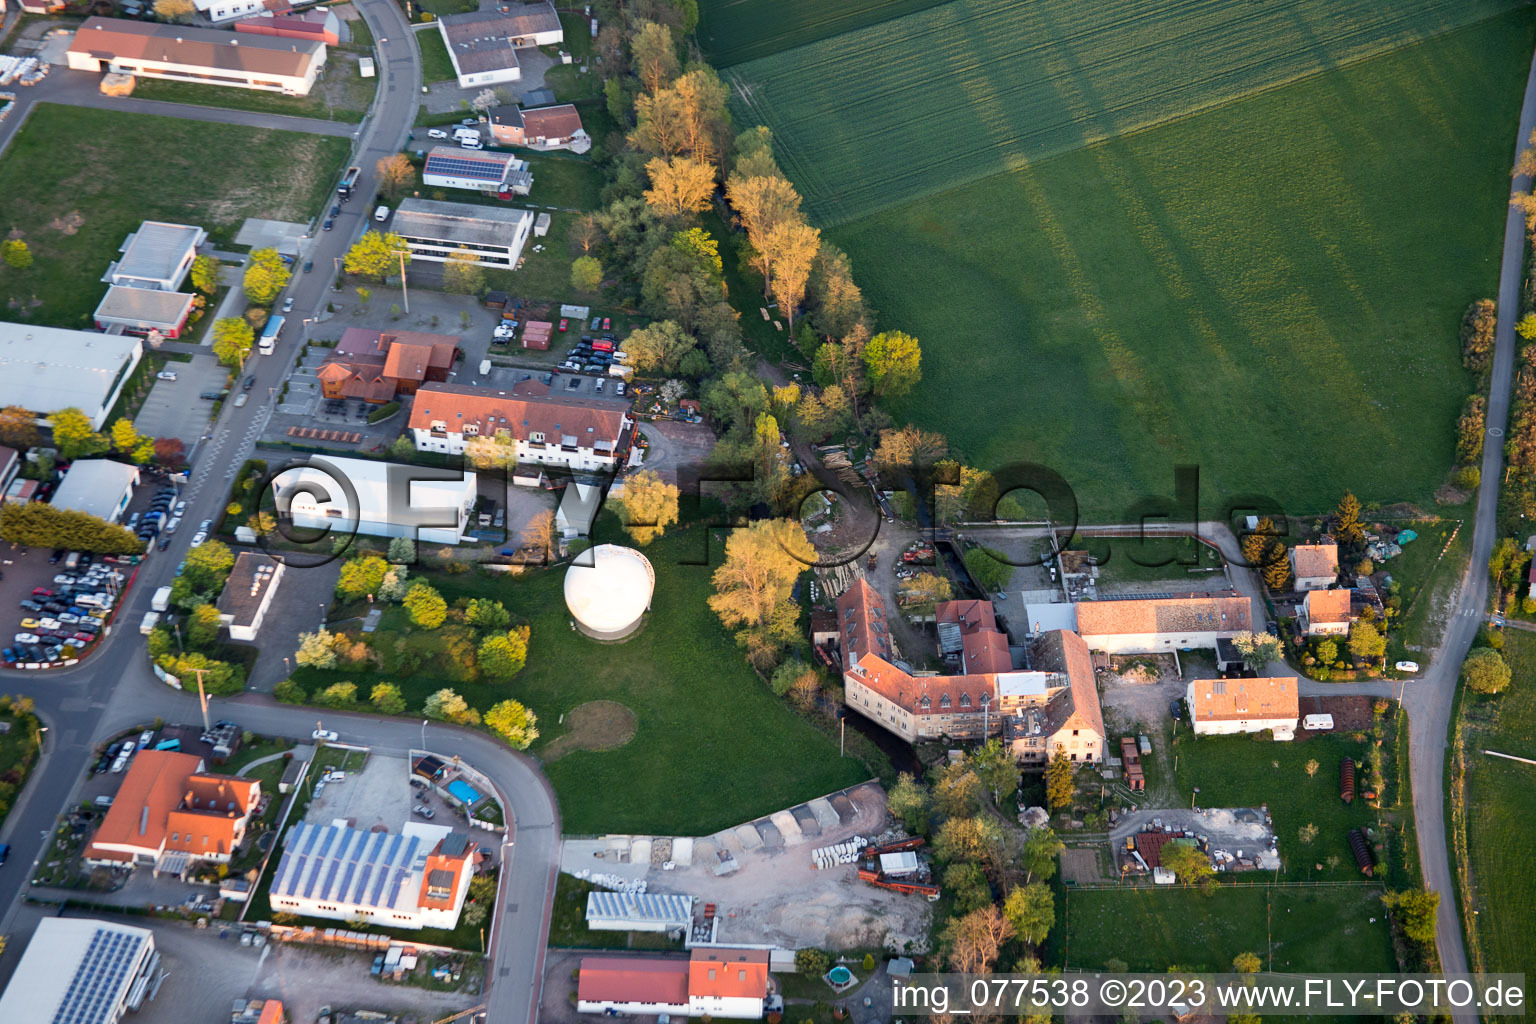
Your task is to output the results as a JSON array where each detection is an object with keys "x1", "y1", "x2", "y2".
[
  {"x1": 811, "y1": 836, "x2": 868, "y2": 868},
  {"x1": 568, "y1": 869, "x2": 647, "y2": 893}
]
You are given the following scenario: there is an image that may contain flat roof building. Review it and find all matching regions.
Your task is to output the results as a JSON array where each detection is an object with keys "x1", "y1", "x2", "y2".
[
  {"x1": 51, "y1": 459, "x2": 140, "y2": 523},
  {"x1": 436, "y1": 2, "x2": 562, "y2": 88},
  {"x1": 93, "y1": 285, "x2": 198, "y2": 339},
  {"x1": 67, "y1": 17, "x2": 327, "y2": 95},
  {"x1": 0, "y1": 323, "x2": 143, "y2": 430},
  {"x1": 421, "y1": 147, "x2": 533, "y2": 196},
  {"x1": 393, "y1": 197, "x2": 535, "y2": 270},
  {"x1": 0, "y1": 918, "x2": 159, "y2": 1024},
  {"x1": 217, "y1": 551, "x2": 285, "y2": 641},
  {"x1": 103, "y1": 220, "x2": 205, "y2": 291},
  {"x1": 271, "y1": 454, "x2": 478, "y2": 546},
  {"x1": 585, "y1": 890, "x2": 693, "y2": 933}
]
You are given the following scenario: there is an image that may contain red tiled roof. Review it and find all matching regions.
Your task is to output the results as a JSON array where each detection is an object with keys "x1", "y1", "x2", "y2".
[
  {"x1": 1075, "y1": 593, "x2": 1251, "y2": 637},
  {"x1": 1290, "y1": 543, "x2": 1339, "y2": 581},
  {"x1": 418, "y1": 835, "x2": 476, "y2": 908},
  {"x1": 1303, "y1": 588, "x2": 1351, "y2": 624},
  {"x1": 1191, "y1": 676, "x2": 1298, "y2": 722},
  {"x1": 1032, "y1": 628, "x2": 1106, "y2": 740},
  {"x1": 409, "y1": 382, "x2": 628, "y2": 448},
  {"x1": 689, "y1": 947, "x2": 769, "y2": 1000},
  {"x1": 578, "y1": 958, "x2": 689, "y2": 1006},
  {"x1": 90, "y1": 751, "x2": 255, "y2": 859},
  {"x1": 521, "y1": 103, "x2": 583, "y2": 139}
]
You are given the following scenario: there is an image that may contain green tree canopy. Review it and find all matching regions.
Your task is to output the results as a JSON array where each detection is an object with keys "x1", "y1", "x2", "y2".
[
  {"x1": 212, "y1": 317, "x2": 255, "y2": 367},
  {"x1": 861, "y1": 330, "x2": 922, "y2": 398},
  {"x1": 570, "y1": 255, "x2": 603, "y2": 293},
  {"x1": 404, "y1": 581, "x2": 447, "y2": 629},
  {"x1": 243, "y1": 247, "x2": 292, "y2": 305},
  {"x1": 478, "y1": 627, "x2": 530, "y2": 680},
  {"x1": 0, "y1": 502, "x2": 141, "y2": 554},
  {"x1": 370, "y1": 682, "x2": 407, "y2": 715},
  {"x1": 1461, "y1": 646, "x2": 1511, "y2": 694},
  {"x1": 190, "y1": 254, "x2": 221, "y2": 295},
  {"x1": 1045, "y1": 750, "x2": 1075, "y2": 809},
  {"x1": 48, "y1": 408, "x2": 108, "y2": 460},
  {"x1": 335, "y1": 555, "x2": 389, "y2": 601},
  {"x1": 485, "y1": 698, "x2": 538, "y2": 748},
  {"x1": 1002, "y1": 882, "x2": 1054, "y2": 945},
  {"x1": 183, "y1": 539, "x2": 235, "y2": 592}
]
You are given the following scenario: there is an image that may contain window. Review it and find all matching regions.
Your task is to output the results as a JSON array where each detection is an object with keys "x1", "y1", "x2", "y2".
[
  {"x1": 939, "y1": 694, "x2": 951, "y2": 709},
  {"x1": 1072, "y1": 729, "x2": 1079, "y2": 736},
  {"x1": 919, "y1": 695, "x2": 930, "y2": 709},
  {"x1": 959, "y1": 693, "x2": 971, "y2": 708}
]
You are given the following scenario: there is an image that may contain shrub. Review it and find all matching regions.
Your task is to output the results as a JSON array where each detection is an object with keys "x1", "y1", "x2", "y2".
[
  {"x1": 794, "y1": 948, "x2": 830, "y2": 977},
  {"x1": 316, "y1": 682, "x2": 358, "y2": 708},
  {"x1": 274, "y1": 679, "x2": 308, "y2": 704},
  {"x1": 367, "y1": 401, "x2": 401, "y2": 424}
]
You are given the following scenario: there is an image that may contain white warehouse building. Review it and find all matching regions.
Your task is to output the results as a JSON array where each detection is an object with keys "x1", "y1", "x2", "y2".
[
  {"x1": 270, "y1": 455, "x2": 477, "y2": 546},
  {"x1": 585, "y1": 890, "x2": 693, "y2": 933},
  {"x1": 0, "y1": 918, "x2": 160, "y2": 1024},
  {"x1": 0, "y1": 323, "x2": 143, "y2": 430},
  {"x1": 393, "y1": 197, "x2": 534, "y2": 270},
  {"x1": 67, "y1": 17, "x2": 325, "y2": 95}
]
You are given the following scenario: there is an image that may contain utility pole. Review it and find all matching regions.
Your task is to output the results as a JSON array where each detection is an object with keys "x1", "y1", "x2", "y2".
[
  {"x1": 193, "y1": 668, "x2": 211, "y2": 732},
  {"x1": 393, "y1": 250, "x2": 410, "y2": 313},
  {"x1": 839, "y1": 715, "x2": 844, "y2": 757}
]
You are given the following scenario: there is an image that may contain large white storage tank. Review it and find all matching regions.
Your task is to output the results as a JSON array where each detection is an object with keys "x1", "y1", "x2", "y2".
[{"x1": 564, "y1": 543, "x2": 655, "y2": 640}]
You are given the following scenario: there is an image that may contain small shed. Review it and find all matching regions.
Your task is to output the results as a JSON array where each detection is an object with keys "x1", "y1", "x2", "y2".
[
  {"x1": 879, "y1": 851, "x2": 920, "y2": 877},
  {"x1": 534, "y1": 212, "x2": 551, "y2": 237},
  {"x1": 483, "y1": 290, "x2": 509, "y2": 310}
]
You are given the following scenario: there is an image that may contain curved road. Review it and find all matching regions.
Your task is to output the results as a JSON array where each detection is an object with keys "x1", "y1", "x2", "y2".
[{"x1": 0, "y1": 4, "x2": 562, "y2": 1023}]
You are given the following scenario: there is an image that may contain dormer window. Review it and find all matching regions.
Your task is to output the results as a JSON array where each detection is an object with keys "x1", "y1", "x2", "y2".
[
  {"x1": 980, "y1": 693, "x2": 990, "y2": 707},
  {"x1": 530, "y1": 431, "x2": 544, "y2": 443},
  {"x1": 959, "y1": 693, "x2": 970, "y2": 708},
  {"x1": 919, "y1": 695, "x2": 930, "y2": 709},
  {"x1": 939, "y1": 694, "x2": 951, "y2": 709}
]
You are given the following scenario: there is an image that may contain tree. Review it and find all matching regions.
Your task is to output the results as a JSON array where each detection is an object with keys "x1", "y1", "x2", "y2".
[
  {"x1": 379, "y1": 565, "x2": 410, "y2": 601},
  {"x1": 190, "y1": 254, "x2": 220, "y2": 295},
  {"x1": 612, "y1": 469, "x2": 680, "y2": 544},
  {"x1": 794, "y1": 948, "x2": 830, "y2": 978},
  {"x1": 932, "y1": 815, "x2": 1005, "y2": 868},
  {"x1": 344, "y1": 231, "x2": 409, "y2": 280},
  {"x1": 1460, "y1": 299, "x2": 1497, "y2": 371},
  {"x1": 708, "y1": 519, "x2": 816, "y2": 630},
  {"x1": 872, "y1": 424, "x2": 947, "y2": 476},
  {"x1": 186, "y1": 603, "x2": 224, "y2": 649},
  {"x1": 243, "y1": 248, "x2": 291, "y2": 305},
  {"x1": 1020, "y1": 827, "x2": 1064, "y2": 884},
  {"x1": 895, "y1": 571, "x2": 952, "y2": 612},
  {"x1": 1045, "y1": 750, "x2": 1074, "y2": 809},
  {"x1": 1161, "y1": 842, "x2": 1214, "y2": 885},
  {"x1": 369, "y1": 682, "x2": 406, "y2": 715},
  {"x1": 404, "y1": 582, "x2": 447, "y2": 629},
  {"x1": 423, "y1": 687, "x2": 469, "y2": 722},
  {"x1": 153, "y1": 0, "x2": 195, "y2": 18},
  {"x1": 886, "y1": 772, "x2": 929, "y2": 833},
  {"x1": 1489, "y1": 536, "x2": 1531, "y2": 594},
  {"x1": 1231, "y1": 631, "x2": 1283, "y2": 672},
  {"x1": 485, "y1": 699, "x2": 538, "y2": 748},
  {"x1": 570, "y1": 256, "x2": 603, "y2": 294},
  {"x1": 964, "y1": 546, "x2": 1012, "y2": 595},
  {"x1": 1461, "y1": 646, "x2": 1511, "y2": 694},
  {"x1": 624, "y1": 320, "x2": 697, "y2": 374},
  {"x1": 388, "y1": 434, "x2": 416, "y2": 460},
  {"x1": 521, "y1": 509, "x2": 556, "y2": 560},
  {"x1": 153, "y1": 436, "x2": 186, "y2": 469},
  {"x1": 108, "y1": 418, "x2": 141, "y2": 456},
  {"x1": 0, "y1": 406, "x2": 40, "y2": 450},
  {"x1": 1347, "y1": 620, "x2": 1386, "y2": 666},
  {"x1": 942, "y1": 905, "x2": 1014, "y2": 974},
  {"x1": 1381, "y1": 889, "x2": 1440, "y2": 946},
  {"x1": 971, "y1": 738, "x2": 1018, "y2": 804},
  {"x1": 464, "y1": 429, "x2": 517, "y2": 471},
  {"x1": 630, "y1": 87, "x2": 689, "y2": 157},
  {"x1": 442, "y1": 250, "x2": 485, "y2": 296},
  {"x1": 336, "y1": 555, "x2": 389, "y2": 600},
  {"x1": 629, "y1": 20, "x2": 679, "y2": 93},
  {"x1": 295, "y1": 628, "x2": 339, "y2": 669},
  {"x1": 1334, "y1": 491, "x2": 1364, "y2": 544},
  {"x1": 643, "y1": 156, "x2": 715, "y2": 218},
  {"x1": 763, "y1": 219, "x2": 820, "y2": 333},
  {"x1": 862, "y1": 330, "x2": 922, "y2": 399},
  {"x1": 1232, "y1": 951, "x2": 1262, "y2": 974},
  {"x1": 1315, "y1": 639, "x2": 1338, "y2": 665},
  {"x1": 465, "y1": 599, "x2": 510, "y2": 630},
  {"x1": 461, "y1": 899, "x2": 489, "y2": 928},
  {"x1": 0, "y1": 239, "x2": 33, "y2": 269},
  {"x1": 317, "y1": 682, "x2": 358, "y2": 708},
  {"x1": 478, "y1": 628, "x2": 530, "y2": 680},
  {"x1": 932, "y1": 760, "x2": 982, "y2": 819},
  {"x1": 1002, "y1": 882, "x2": 1054, "y2": 945},
  {"x1": 671, "y1": 68, "x2": 730, "y2": 164},
  {"x1": 370, "y1": 154, "x2": 415, "y2": 203},
  {"x1": 1304, "y1": 758, "x2": 1320, "y2": 778},
  {"x1": 387, "y1": 536, "x2": 416, "y2": 564},
  {"x1": 48, "y1": 408, "x2": 108, "y2": 460},
  {"x1": 212, "y1": 317, "x2": 255, "y2": 367},
  {"x1": 0, "y1": 502, "x2": 141, "y2": 554}
]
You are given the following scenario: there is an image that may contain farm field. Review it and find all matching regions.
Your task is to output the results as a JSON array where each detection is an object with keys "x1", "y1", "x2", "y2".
[
  {"x1": 697, "y1": 0, "x2": 949, "y2": 67},
  {"x1": 725, "y1": 0, "x2": 1526, "y2": 225},
  {"x1": 1456, "y1": 631, "x2": 1536, "y2": 980},
  {"x1": 292, "y1": 515, "x2": 872, "y2": 836},
  {"x1": 0, "y1": 104, "x2": 348, "y2": 330},
  {"x1": 827, "y1": 10, "x2": 1532, "y2": 517}
]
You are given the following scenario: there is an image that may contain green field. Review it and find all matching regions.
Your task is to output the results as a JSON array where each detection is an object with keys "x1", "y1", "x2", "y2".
[
  {"x1": 130, "y1": 66, "x2": 375, "y2": 122},
  {"x1": 726, "y1": 0, "x2": 1525, "y2": 225},
  {"x1": 1060, "y1": 885, "x2": 1395, "y2": 972},
  {"x1": 698, "y1": 0, "x2": 949, "y2": 67},
  {"x1": 0, "y1": 104, "x2": 349, "y2": 330},
  {"x1": 823, "y1": 11, "x2": 1532, "y2": 517},
  {"x1": 417, "y1": 26, "x2": 458, "y2": 84},
  {"x1": 293, "y1": 517, "x2": 871, "y2": 835},
  {"x1": 1457, "y1": 631, "x2": 1536, "y2": 979}
]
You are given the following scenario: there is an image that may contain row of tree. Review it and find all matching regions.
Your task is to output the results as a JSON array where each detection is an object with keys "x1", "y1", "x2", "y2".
[{"x1": 276, "y1": 675, "x2": 539, "y2": 749}]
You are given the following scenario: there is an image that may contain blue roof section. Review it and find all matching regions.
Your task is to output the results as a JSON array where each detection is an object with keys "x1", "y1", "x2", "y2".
[
  {"x1": 585, "y1": 890, "x2": 694, "y2": 926},
  {"x1": 273, "y1": 823, "x2": 424, "y2": 912},
  {"x1": 53, "y1": 926, "x2": 149, "y2": 1024}
]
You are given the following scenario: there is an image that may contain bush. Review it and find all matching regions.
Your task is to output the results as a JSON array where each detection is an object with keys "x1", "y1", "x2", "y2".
[
  {"x1": 316, "y1": 682, "x2": 358, "y2": 708},
  {"x1": 794, "y1": 948, "x2": 830, "y2": 977},
  {"x1": 367, "y1": 401, "x2": 401, "y2": 424},
  {"x1": 1454, "y1": 465, "x2": 1481, "y2": 491},
  {"x1": 274, "y1": 679, "x2": 307, "y2": 704}
]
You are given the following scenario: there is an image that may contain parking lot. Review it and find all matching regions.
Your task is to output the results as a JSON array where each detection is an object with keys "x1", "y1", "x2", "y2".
[
  {"x1": 0, "y1": 547, "x2": 127, "y2": 667},
  {"x1": 133, "y1": 353, "x2": 231, "y2": 445}
]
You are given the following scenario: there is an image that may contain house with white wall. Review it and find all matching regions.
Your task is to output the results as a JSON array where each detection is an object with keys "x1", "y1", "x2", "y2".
[
  {"x1": 1298, "y1": 588, "x2": 1352, "y2": 637},
  {"x1": 409, "y1": 381, "x2": 631, "y2": 474},
  {"x1": 1186, "y1": 676, "x2": 1298, "y2": 740},
  {"x1": 1074, "y1": 592, "x2": 1252, "y2": 654},
  {"x1": 1289, "y1": 541, "x2": 1339, "y2": 591}
]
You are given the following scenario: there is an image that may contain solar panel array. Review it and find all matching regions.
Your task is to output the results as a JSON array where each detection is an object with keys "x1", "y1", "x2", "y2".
[
  {"x1": 424, "y1": 152, "x2": 510, "y2": 183},
  {"x1": 52, "y1": 927, "x2": 146, "y2": 1024},
  {"x1": 586, "y1": 890, "x2": 693, "y2": 925},
  {"x1": 272, "y1": 823, "x2": 424, "y2": 912}
]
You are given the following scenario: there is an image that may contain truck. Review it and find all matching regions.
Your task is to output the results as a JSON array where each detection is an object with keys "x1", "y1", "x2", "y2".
[
  {"x1": 337, "y1": 165, "x2": 361, "y2": 200},
  {"x1": 607, "y1": 363, "x2": 633, "y2": 377},
  {"x1": 140, "y1": 611, "x2": 161, "y2": 635},
  {"x1": 151, "y1": 586, "x2": 172, "y2": 612}
]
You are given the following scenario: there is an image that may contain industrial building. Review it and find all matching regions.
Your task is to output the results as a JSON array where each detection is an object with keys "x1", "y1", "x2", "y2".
[
  {"x1": 436, "y1": 2, "x2": 562, "y2": 87},
  {"x1": 0, "y1": 323, "x2": 143, "y2": 429},
  {"x1": 392, "y1": 197, "x2": 534, "y2": 270},
  {"x1": 564, "y1": 543, "x2": 655, "y2": 640},
  {"x1": 67, "y1": 18, "x2": 327, "y2": 95},
  {"x1": 420, "y1": 148, "x2": 533, "y2": 196},
  {"x1": 234, "y1": 8, "x2": 342, "y2": 45},
  {"x1": 102, "y1": 221, "x2": 205, "y2": 291},
  {"x1": 585, "y1": 890, "x2": 693, "y2": 933},
  {"x1": 0, "y1": 918, "x2": 160, "y2": 1024},
  {"x1": 92, "y1": 286, "x2": 198, "y2": 339},
  {"x1": 575, "y1": 948, "x2": 770, "y2": 1019},
  {"x1": 271, "y1": 455, "x2": 478, "y2": 546},
  {"x1": 216, "y1": 551, "x2": 285, "y2": 641},
  {"x1": 50, "y1": 459, "x2": 140, "y2": 523},
  {"x1": 269, "y1": 823, "x2": 478, "y2": 930}
]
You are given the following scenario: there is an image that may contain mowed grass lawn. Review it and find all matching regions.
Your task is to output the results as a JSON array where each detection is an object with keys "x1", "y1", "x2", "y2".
[
  {"x1": 1173, "y1": 722, "x2": 1417, "y2": 887},
  {"x1": 1060, "y1": 885, "x2": 1395, "y2": 972},
  {"x1": 417, "y1": 25, "x2": 457, "y2": 83},
  {"x1": 830, "y1": 11, "x2": 1533, "y2": 518},
  {"x1": 295, "y1": 517, "x2": 870, "y2": 835},
  {"x1": 0, "y1": 104, "x2": 349, "y2": 330},
  {"x1": 1458, "y1": 631, "x2": 1536, "y2": 980}
]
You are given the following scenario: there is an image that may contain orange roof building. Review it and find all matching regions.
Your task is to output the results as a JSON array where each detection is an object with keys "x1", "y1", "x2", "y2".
[
  {"x1": 1186, "y1": 676, "x2": 1299, "y2": 740},
  {"x1": 1074, "y1": 593, "x2": 1252, "y2": 654},
  {"x1": 1299, "y1": 588, "x2": 1352, "y2": 636},
  {"x1": 318, "y1": 328, "x2": 458, "y2": 403},
  {"x1": 689, "y1": 947, "x2": 769, "y2": 1018},
  {"x1": 1290, "y1": 542, "x2": 1340, "y2": 590},
  {"x1": 577, "y1": 958, "x2": 690, "y2": 1016},
  {"x1": 409, "y1": 380, "x2": 631, "y2": 473},
  {"x1": 84, "y1": 750, "x2": 259, "y2": 872}
]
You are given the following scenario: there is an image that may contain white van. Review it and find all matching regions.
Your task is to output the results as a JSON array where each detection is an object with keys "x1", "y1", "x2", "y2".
[
  {"x1": 452, "y1": 125, "x2": 479, "y2": 142},
  {"x1": 373, "y1": 205, "x2": 390, "y2": 222},
  {"x1": 478, "y1": 359, "x2": 491, "y2": 376},
  {"x1": 459, "y1": 136, "x2": 484, "y2": 150}
]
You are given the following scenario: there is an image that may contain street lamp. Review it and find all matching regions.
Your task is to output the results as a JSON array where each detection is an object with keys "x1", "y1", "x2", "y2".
[
  {"x1": 421, "y1": 718, "x2": 428, "y2": 752},
  {"x1": 319, "y1": 602, "x2": 326, "y2": 626},
  {"x1": 391, "y1": 250, "x2": 411, "y2": 314}
]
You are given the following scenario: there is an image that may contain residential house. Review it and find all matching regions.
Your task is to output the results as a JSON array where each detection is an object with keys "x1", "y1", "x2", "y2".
[
  {"x1": 1186, "y1": 676, "x2": 1299, "y2": 740},
  {"x1": 577, "y1": 958, "x2": 690, "y2": 1017},
  {"x1": 436, "y1": 2, "x2": 562, "y2": 88},
  {"x1": 1074, "y1": 593, "x2": 1252, "y2": 654},
  {"x1": 409, "y1": 380, "x2": 631, "y2": 473},
  {"x1": 487, "y1": 103, "x2": 590, "y2": 152},
  {"x1": 1289, "y1": 541, "x2": 1339, "y2": 591},
  {"x1": 216, "y1": 552, "x2": 284, "y2": 642},
  {"x1": 269, "y1": 823, "x2": 478, "y2": 929},
  {"x1": 84, "y1": 751, "x2": 260, "y2": 873},
  {"x1": 67, "y1": 18, "x2": 326, "y2": 94},
  {"x1": 392, "y1": 198, "x2": 534, "y2": 269},
  {"x1": 689, "y1": 947, "x2": 769, "y2": 1019},
  {"x1": 317, "y1": 327, "x2": 459, "y2": 403},
  {"x1": 420, "y1": 149, "x2": 533, "y2": 196},
  {"x1": 1298, "y1": 588, "x2": 1352, "y2": 637}
]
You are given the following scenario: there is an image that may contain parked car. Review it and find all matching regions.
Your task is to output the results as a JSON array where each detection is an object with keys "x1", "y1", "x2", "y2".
[
  {"x1": 49, "y1": 549, "x2": 65, "y2": 564},
  {"x1": 558, "y1": 318, "x2": 569, "y2": 332},
  {"x1": 303, "y1": 260, "x2": 314, "y2": 273},
  {"x1": 1169, "y1": 700, "x2": 1184, "y2": 721},
  {"x1": 413, "y1": 804, "x2": 435, "y2": 819},
  {"x1": 312, "y1": 729, "x2": 338, "y2": 742},
  {"x1": 1394, "y1": 660, "x2": 1420, "y2": 674},
  {"x1": 323, "y1": 218, "x2": 335, "y2": 231},
  {"x1": 191, "y1": 531, "x2": 208, "y2": 547},
  {"x1": 30, "y1": 588, "x2": 51, "y2": 597},
  {"x1": 156, "y1": 370, "x2": 177, "y2": 381},
  {"x1": 173, "y1": 500, "x2": 186, "y2": 516},
  {"x1": 602, "y1": 317, "x2": 611, "y2": 330},
  {"x1": 13, "y1": 633, "x2": 38, "y2": 644},
  {"x1": 282, "y1": 296, "x2": 294, "y2": 313},
  {"x1": 427, "y1": 128, "x2": 448, "y2": 139}
]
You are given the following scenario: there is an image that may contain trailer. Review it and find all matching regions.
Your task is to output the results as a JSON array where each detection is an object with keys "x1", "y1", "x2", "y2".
[
  {"x1": 856, "y1": 867, "x2": 940, "y2": 899},
  {"x1": 866, "y1": 837, "x2": 925, "y2": 855}
]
